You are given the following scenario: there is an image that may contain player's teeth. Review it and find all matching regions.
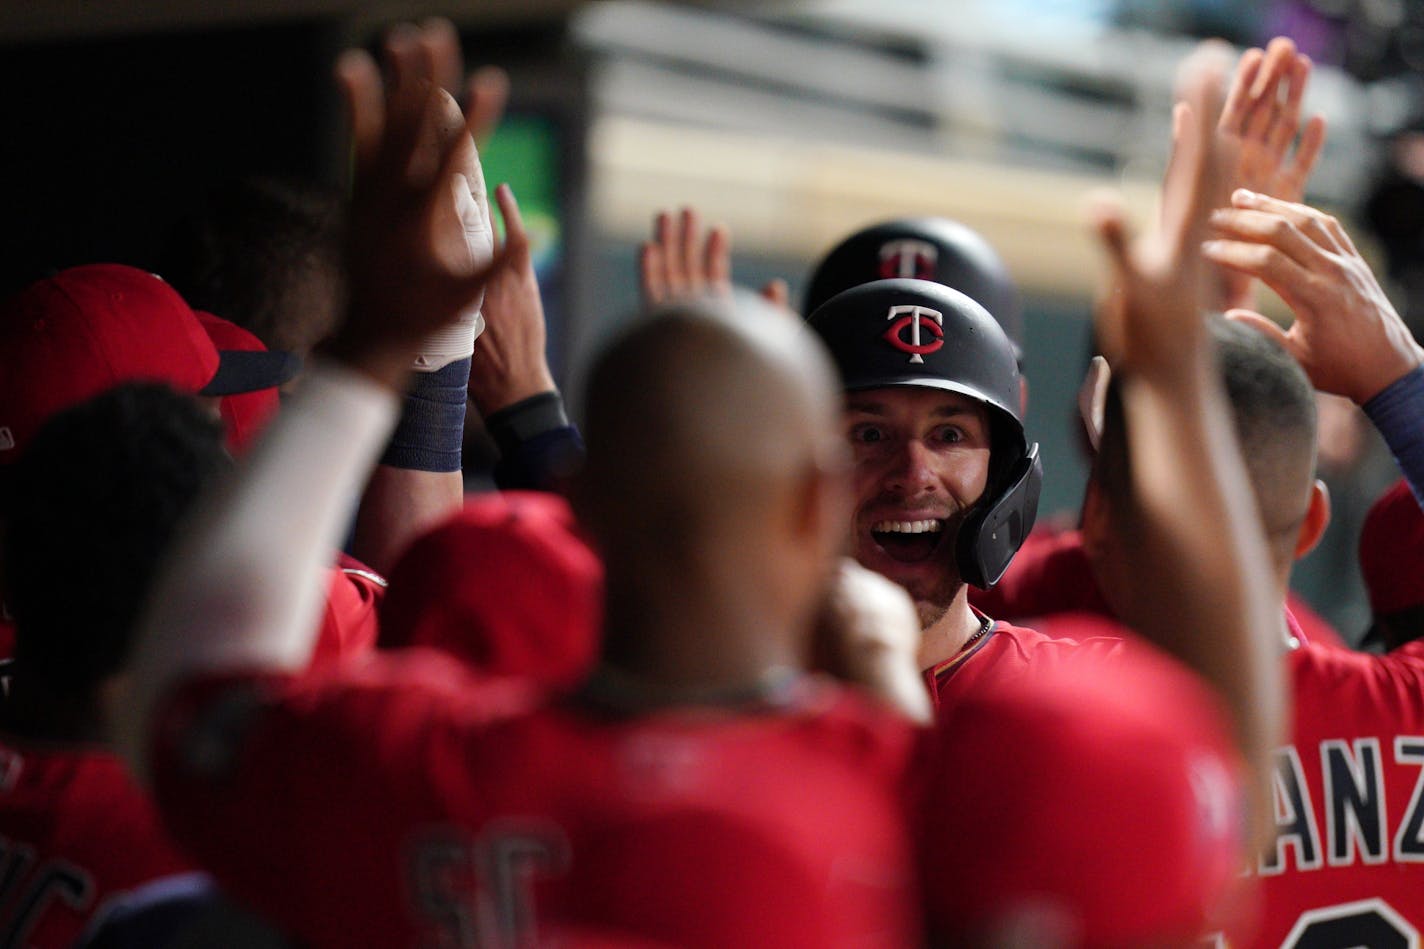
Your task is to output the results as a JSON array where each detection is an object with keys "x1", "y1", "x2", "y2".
[{"x1": 873, "y1": 519, "x2": 943, "y2": 534}]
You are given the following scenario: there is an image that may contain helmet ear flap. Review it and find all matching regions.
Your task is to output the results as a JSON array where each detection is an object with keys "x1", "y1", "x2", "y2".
[{"x1": 955, "y1": 444, "x2": 1042, "y2": 589}]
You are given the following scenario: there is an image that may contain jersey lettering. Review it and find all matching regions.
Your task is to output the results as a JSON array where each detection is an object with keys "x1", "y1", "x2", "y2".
[
  {"x1": 1322, "y1": 738, "x2": 1387, "y2": 866},
  {"x1": 1393, "y1": 737, "x2": 1424, "y2": 862},
  {"x1": 1281, "y1": 897, "x2": 1418, "y2": 948},
  {"x1": 1263, "y1": 746, "x2": 1322, "y2": 874},
  {"x1": 408, "y1": 821, "x2": 569, "y2": 949},
  {"x1": 0, "y1": 836, "x2": 95, "y2": 949}
]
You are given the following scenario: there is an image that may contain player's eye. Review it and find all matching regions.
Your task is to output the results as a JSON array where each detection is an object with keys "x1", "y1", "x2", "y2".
[
  {"x1": 932, "y1": 425, "x2": 964, "y2": 444},
  {"x1": 849, "y1": 424, "x2": 887, "y2": 445}
]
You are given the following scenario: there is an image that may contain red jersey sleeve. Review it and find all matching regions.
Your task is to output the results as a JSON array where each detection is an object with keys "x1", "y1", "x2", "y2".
[
  {"x1": 150, "y1": 650, "x2": 534, "y2": 947},
  {"x1": 306, "y1": 556, "x2": 385, "y2": 668}
]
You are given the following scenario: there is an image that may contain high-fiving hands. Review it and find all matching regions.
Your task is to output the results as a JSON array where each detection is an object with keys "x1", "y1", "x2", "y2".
[
  {"x1": 1095, "y1": 61, "x2": 1230, "y2": 381},
  {"x1": 1205, "y1": 190, "x2": 1424, "y2": 405},
  {"x1": 330, "y1": 27, "x2": 514, "y2": 391},
  {"x1": 468, "y1": 184, "x2": 559, "y2": 415},
  {"x1": 1215, "y1": 36, "x2": 1327, "y2": 311}
]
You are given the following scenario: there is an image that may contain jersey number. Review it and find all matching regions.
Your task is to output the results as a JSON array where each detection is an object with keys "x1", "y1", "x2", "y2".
[
  {"x1": 0, "y1": 836, "x2": 94, "y2": 949},
  {"x1": 1281, "y1": 898, "x2": 1419, "y2": 948},
  {"x1": 409, "y1": 822, "x2": 568, "y2": 949}
]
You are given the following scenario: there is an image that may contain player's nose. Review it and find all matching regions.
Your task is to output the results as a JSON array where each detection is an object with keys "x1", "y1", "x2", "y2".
[{"x1": 883, "y1": 439, "x2": 939, "y2": 498}]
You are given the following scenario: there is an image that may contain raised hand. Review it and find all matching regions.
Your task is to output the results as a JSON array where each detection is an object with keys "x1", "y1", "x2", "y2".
[
  {"x1": 639, "y1": 207, "x2": 793, "y2": 312},
  {"x1": 1094, "y1": 62, "x2": 1229, "y2": 380},
  {"x1": 468, "y1": 184, "x2": 558, "y2": 415},
  {"x1": 330, "y1": 27, "x2": 512, "y2": 390},
  {"x1": 1204, "y1": 189, "x2": 1424, "y2": 404},
  {"x1": 1091, "y1": 58, "x2": 1282, "y2": 856},
  {"x1": 422, "y1": 16, "x2": 510, "y2": 146},
  {"x1": 1215, "y1": 37, "x2": 1327, "y2": 310},
  {"x1": 640, "y1": 207, "x2": 732, "y2": 306},
  {"x1": 1219, "y1": 37, "x2": 1326, "y2": 206}
]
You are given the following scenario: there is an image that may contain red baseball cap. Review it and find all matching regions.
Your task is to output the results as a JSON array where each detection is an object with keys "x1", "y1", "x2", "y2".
[
  {"x1": 0, "y1": 264, "x2": 298, "y2": 463},
  {"x1": 379, "y1": 491, "x2": 602, "y2": 686},
  {"x1": 194, "y1": 310, "x2": 286, "y2": 453},
  {"x1": 1360, "y1": 479, "x2": 1424, "y2": 617},
  {"x1": 919, "y1": 637, "x2": 1248, "y2": 948}
]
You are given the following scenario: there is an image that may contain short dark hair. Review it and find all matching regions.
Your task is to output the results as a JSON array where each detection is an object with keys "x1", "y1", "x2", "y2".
[
  {"x1": 1095, "y1": 318, "x2": 1317, "y2": 540},
  {"x1": 160, "y1": 176, "x2": 345, "y2": 355},
  {"x1": 2, "y1": 384, "x2": 228, "y2": 695}
]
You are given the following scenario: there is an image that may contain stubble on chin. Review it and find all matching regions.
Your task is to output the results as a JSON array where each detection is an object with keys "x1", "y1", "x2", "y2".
[{"x1": 914, "y1": 599, "x2": 948, "y2": 631}]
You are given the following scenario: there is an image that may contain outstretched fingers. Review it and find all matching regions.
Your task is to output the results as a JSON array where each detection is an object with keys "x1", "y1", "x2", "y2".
[
  {"x1": 1207, "y1": 206, "x2": 1327, "y2": 271},
  {"x1": 1219, "y1": 46, "x2": 1263, "y2": 134},
  {"x1": 703, "y1": 224, "x2": 732, "y2": 292},
  {"x1": 1289, "y1": 115, "x2": 1328, "y2": 190},
  {"x1": 336, "y1": 50, "x2": 385, "y2": 175},
  {"x1": 1166, "y1": 64, "x2": 1227, "y2": 259},
  {"x1": 1264, "y1": 53, "x2": 1309, "y2": 158},
  {"x1": 1226, "y1": 189, "x2": 1349, "y2": 253},
  {"x1": 466, "y1": 66, "x2": 510, "y2": 145},
  {"x1": 1243, "y1": 37, "x2": 1295, "y2": 143}
]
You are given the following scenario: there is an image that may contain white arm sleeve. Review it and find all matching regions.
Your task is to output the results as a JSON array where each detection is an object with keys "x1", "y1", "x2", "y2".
[{"x1": 119, "y1": 361, "x2": 399, "y2": 778}]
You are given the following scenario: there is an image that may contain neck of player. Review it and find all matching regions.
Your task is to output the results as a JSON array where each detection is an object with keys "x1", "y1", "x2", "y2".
[
  {"x1": 915, "y1": 586, "x2": 984, "y2": 671},
  {"x1": 596, "y1": 567, "x2": 808, "y2": 706}
]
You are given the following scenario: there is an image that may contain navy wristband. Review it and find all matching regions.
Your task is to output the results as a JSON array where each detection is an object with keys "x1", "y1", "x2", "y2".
[
  {"x1": 485, "y1": 391, "x2": 570, "y2": 456},
  {"x1": 379, "y1": 358, "x2": 470, "y2": 473},
  {"x1": 1363, "y1": 365, "x2": 1424, "y2": 508}
]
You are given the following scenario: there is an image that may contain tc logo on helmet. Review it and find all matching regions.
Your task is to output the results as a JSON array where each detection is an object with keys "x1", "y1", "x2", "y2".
[
  {"x1": 878, "y1": 239, "x2": 938, "y2": 280},
  {"x1": 883, "y1": 305, "x2": 944, "y2": 364}
]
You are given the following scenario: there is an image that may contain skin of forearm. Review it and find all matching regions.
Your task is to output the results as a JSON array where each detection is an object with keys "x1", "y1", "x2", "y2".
[{"x1": 1118, "y1": 354, "x2": 1285, "y2": 854}]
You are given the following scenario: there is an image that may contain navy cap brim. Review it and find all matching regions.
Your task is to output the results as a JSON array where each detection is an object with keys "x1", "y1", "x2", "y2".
[{"x1": 201, "y1": 349, "x2": 302, "y2": 396}]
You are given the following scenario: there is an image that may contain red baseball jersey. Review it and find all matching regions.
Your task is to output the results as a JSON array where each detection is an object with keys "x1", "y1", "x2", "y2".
[
  {"x1": 918, "y1": 635, "x2": 1249, "y2": 947},
  {"x1": 151, "y1": 650, "x2": 922, "y2": 949},
  {"x1": 923, "y1": 614, "x2": 1125, "y2": 709},
  {"x1": 970, "y1": 527, "x2": 1347, "y2": 649},
  {"x1": 1230, "y1": 639, "x2": 1424, "y2": 948},
  {"x1": 0, "y1": 738, "x2": 196, "y2": 947},
  {"x1": 308, "y1": 556, "x2": 385, "y2": 667}
]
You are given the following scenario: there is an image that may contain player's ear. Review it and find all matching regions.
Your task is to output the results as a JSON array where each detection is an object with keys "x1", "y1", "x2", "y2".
[
  {"x1": 1018, "y1": 375, "x2": 1029, "y2": 417},
  {"x1": 1293, "y1": 479, "x2": 1331, "y2": 560}
]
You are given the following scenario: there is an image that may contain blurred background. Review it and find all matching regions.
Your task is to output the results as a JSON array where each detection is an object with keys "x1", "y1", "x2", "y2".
[{"x1": 5, "y1": 0, "x2": 1424, "y2": 640}]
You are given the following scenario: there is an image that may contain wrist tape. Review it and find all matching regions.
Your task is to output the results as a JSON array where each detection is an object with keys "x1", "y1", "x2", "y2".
[{"x1": 379, "y1": 357, "x2": 470, "y2": 472}]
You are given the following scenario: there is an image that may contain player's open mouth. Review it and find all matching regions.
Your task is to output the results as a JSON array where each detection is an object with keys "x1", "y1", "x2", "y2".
[{"x1": 870, "y1": 518, "x2": 946, "y2": 564}]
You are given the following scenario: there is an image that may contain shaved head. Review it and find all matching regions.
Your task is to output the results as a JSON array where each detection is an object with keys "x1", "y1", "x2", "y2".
[
  {"x1": 580, "y1": 293, "x2": 844, "y2": 541},
  {"x1": 576, "y1": 292, "x2": 851, "y2": 686}
]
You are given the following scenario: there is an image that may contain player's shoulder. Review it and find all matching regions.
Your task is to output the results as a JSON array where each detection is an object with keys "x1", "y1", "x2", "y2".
[
  {"x1": 984, "y1": 613, "x2": 1128, "y2": 664},
  {"x1": 0, "y1": 737, "x2": 131, "y2": 801},
  {"x1": 921, "y1": 635, "x2": 1244, "y2": 946},
  {"x1": 567, "y1": 675, "x2": 921, "y2": 777},
  {"x1": 786, "y1": 676, "x2": 922, "y2": 759},
  {"x1": 1289, "y1": 637, "x2": 1424, "y2": 720},
  {"x1": 0, "y1": 736, "x2": 191, "y2": 877}
]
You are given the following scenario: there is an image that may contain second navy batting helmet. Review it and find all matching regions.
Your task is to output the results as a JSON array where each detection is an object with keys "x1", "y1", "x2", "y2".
[
  {"x1": 803, "y1": 218, "x2": 1024, "y2": 361},
  {"x1": 807, "y1": 278, "x2": 1040, "y2": 589}
]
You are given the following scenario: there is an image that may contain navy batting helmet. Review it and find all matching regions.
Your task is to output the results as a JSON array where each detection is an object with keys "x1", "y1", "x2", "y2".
[
  {"x1": 807, "y1": 278, "x2": 1040, "y2": 589},
  {"x1": 803, "y1": 218, "x2": 1024, "y2": 362}
]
